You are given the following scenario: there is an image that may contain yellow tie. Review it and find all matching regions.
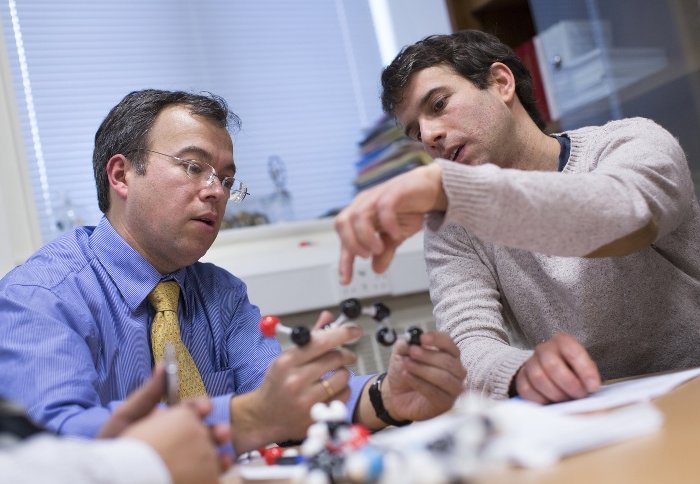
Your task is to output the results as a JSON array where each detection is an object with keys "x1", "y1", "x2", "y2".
[{"x1": 148, "y1": 281, "x2": 207, "y2": 399}]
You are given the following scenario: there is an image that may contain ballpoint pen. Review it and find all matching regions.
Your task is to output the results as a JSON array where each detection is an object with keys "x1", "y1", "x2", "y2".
[{"x1": 164, "y1": 342, "x2": 179, "y2": 406}]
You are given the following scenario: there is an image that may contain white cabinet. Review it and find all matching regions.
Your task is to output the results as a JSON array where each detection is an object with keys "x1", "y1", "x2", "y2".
[
  {"x1": 534, "y1": 19, "x2": 667, "y2": 119},
  {"x1": 529, "y1": 0, "x2": 700, "y2": 196}
]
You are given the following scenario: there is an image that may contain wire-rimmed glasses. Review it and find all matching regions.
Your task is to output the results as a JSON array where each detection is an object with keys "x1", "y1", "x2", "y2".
[{"x1": 131, "y1": 149, "x2": 250, "y2": 203}]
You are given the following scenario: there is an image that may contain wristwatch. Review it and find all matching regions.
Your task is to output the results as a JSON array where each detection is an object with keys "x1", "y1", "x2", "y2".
[{"x1": 368, "y1": 372, "x2": 411, "y2": 427}]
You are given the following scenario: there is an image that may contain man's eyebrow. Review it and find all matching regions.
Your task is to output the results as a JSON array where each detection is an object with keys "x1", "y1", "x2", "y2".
[
  {"x1": 176, "y1": 145, "x2": 235, "y2": 175},
  {"x1": 173, "y1": 145, "x2": 212, "y2": 161},
  {"x1": 402, "y1": 87, "x2": 442, "y2": 138}
]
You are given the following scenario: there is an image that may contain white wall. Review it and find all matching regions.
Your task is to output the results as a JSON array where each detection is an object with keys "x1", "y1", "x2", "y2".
[
  {"x1": 0, "y1": 0, "x2": 452, "y2": 280},
  {"x1": 369, "y1": 0, "x2": 452, "y2": 65},
  {"x1": 0, "y1": 14, "x2": 40, "y2": 277}
]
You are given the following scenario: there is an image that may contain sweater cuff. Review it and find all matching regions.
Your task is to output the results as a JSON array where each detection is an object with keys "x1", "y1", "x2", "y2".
[{"x1": 490, "y1": 350, "x2": 533, "y2": 400}]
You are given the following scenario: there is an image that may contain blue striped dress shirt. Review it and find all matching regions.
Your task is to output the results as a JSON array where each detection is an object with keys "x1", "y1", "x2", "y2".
[{"x1": 0, "y1": 216, "x2": 370, "y2": 446}]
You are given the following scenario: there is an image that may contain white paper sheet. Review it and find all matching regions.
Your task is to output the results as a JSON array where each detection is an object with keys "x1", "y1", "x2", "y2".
[
  {"x1": 542, "y1": 366, "x2": 700, "y2": 415},
  {"x1": 485, "y1": 400, "x2": 663, "y2": 468},
  {"x1": 370, "y1": 396, "x2": 664, "y2": 471}
]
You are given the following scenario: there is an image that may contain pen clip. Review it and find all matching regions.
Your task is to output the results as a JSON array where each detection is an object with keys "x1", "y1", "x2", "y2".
[{"x1": 164, "y1": 342, "x2": 179, "y2": 406}]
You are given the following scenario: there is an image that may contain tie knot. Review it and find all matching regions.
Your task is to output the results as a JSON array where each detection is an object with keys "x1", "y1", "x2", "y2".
[{"x1": 148, "y1": 281, "x2": 180, "y2": 313}]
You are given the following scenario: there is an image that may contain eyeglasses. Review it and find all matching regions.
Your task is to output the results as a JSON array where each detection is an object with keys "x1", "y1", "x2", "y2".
[{"x1": 133, "y1": 149, "x2": 250, "y2": 203}]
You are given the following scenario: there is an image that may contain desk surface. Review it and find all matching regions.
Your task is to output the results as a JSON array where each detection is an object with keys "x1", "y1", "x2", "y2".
[
  {"x1": 224, "y1": 375, "x2": 700, "y2": 484},
  {"x1": 475, "y1": 375, "x2": 700, "y2": 484}
]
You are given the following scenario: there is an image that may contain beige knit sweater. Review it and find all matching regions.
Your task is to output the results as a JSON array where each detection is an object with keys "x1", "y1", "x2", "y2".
[{"x1": 425, "y1": 117, "x2": 700, "y2": 399}]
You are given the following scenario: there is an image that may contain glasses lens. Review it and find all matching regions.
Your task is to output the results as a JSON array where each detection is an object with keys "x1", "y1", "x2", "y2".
[
  {"x1": 177, "y1": 155, "x2": 244, "y2": 201},
  {"x1": 184, "y1": 160, "x2": 212, "y2": 185},
  {"x1": 229, "y1": 180, "x2": 248, "y2": 203},
  {"x1": 221, "y1": 177, "x2": 235, "y2": 191}
]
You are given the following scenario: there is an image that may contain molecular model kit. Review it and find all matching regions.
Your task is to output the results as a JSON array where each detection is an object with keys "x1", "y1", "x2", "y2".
[
  {"x1": 240, "y1": 298, "x2": 667, "y2": 483},
  {"x1": 247, "y1": 298, "x2": 430, "y2": 483},
  {"x1": 259, "y1": 297, "x2": 423, "y2": 348}
]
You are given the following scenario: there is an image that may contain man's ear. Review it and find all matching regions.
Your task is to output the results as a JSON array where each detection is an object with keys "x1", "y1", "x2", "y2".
[
  {"x1": 489, "y1": 62, "x2": 516, "y2": 103},
  {"x1": 106, "y1": 154, "x2": 130, "y2": 201}
]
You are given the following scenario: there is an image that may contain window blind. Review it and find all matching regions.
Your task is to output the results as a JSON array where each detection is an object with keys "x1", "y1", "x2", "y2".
[{"x1": 0, "y1": 0, "x2": 384, "y2": 242}]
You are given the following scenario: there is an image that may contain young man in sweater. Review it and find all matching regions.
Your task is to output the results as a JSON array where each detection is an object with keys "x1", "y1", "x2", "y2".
[{"x1": 335, "y1": 30, "x2": 700, "y2": 404}]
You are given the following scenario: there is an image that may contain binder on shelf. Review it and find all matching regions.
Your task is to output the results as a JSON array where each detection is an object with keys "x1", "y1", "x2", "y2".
[
  {"x1": 353, "y1": 115, "x2": 432, "y2": 192},
  {"x1": 514, "y1": 37, "x2": 552, "y2": 124},
  {"x1": 354, "y1": 151, "x2": 433, "y2": 191}
]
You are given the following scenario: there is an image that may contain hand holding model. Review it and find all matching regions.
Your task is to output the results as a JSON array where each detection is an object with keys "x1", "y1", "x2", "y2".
[
  {"x1": 231, "y1": 313, "x2": 360, "y2": 452},
  {"x1": 260, "y1": 300, "x2": 465, "y2": 431},
  {"x1": 379, "y1": 330, "x2": 466, "y2": 423}
]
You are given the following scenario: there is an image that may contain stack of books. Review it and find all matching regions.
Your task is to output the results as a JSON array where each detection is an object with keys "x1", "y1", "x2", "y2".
[{"x1": 353, "y1": 115, "x2": 432, "y2": 192}]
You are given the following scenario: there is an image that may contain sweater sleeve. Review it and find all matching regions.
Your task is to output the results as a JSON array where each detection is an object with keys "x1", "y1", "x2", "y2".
[
  {"x1": 434, "y1": 118, "x2": 693, "y2": 256},
  {"x1": 425, "y1": 219, "x2": 532, "y2": 399}
]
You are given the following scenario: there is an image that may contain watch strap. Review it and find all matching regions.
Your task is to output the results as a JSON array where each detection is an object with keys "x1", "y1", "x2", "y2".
[{"x1": 368, "y1": 372, "x2": 411, "y2": 427}]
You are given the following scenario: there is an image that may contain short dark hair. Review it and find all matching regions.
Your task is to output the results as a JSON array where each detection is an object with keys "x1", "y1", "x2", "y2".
[
  {"x1": 93, "y1": 89, "x2": 241, "y2": 213},
  {"x1": 381, "y1": 30, "x2": 545, "y2": 130}
]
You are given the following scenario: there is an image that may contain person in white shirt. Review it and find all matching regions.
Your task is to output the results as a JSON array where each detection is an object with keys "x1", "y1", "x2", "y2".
[{"x1": 0, "y1": 365, "x2": 231, "y2": 484}]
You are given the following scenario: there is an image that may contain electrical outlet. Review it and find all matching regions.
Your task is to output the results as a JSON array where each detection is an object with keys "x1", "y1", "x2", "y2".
[{"x1": 334, "y1": 259, "x2": 392, "y2": 300}]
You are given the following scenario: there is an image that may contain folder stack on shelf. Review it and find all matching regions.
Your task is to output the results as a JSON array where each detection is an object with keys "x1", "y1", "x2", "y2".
[{"x1": 353, "y1": 115, "x2": 432, "y2": 192}]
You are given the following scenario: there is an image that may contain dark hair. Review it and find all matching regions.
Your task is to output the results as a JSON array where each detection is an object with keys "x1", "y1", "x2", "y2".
[
  {"x1": 381, "y1": 30, "x2": 545, "y2": 130},
  {"x1": 93, "y1": 89, "x2": 241, "y2": 213}
]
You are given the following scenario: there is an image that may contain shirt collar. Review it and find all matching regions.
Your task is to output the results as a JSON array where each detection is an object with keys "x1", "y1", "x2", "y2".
[
  {"x1": 89, "y1": 216, "x2": 189, "y2": 314},
  {"x1": 553, "y1": 134, "x2": 571, "y2": 172}
]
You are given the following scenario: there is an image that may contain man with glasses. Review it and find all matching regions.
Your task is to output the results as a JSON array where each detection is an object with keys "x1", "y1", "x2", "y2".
[{"x1": 0, "y1": 89, "x2": 466, "y2": 461}]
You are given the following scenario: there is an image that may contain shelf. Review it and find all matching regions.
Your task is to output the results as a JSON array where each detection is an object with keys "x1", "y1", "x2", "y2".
[
  {"x1": 203, "y1": 218, "x2": 428, "y2": 315},
  {"x1": 446, "y1": 0, "x2": 535, "y2": 48},
  {"x1": 555, "y1": 62, "x2": 699, "y2": 128},
  {"x1": 470, "y1": 0, "x2": 525, "y2": 10}
]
